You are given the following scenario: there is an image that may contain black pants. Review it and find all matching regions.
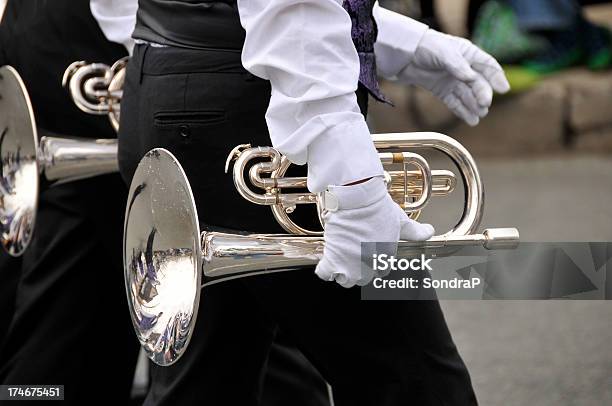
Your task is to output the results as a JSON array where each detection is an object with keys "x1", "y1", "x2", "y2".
[
  {"x1": 0, "y1": 176, "x2": 139, "y2": 405},
  {"x1": 261, "y1": 332, "x2": 331, "y2": 406},
  {"x1": 119, "y1": 44, "x2": 477, "y2": 406},
  {"x1": 0, "y1": 253, "x2": 20, "y2": 347}
]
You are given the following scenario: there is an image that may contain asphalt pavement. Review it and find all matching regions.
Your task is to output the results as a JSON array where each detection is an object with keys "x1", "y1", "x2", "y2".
[{"x1": 426, "y1": 155, "x2": 612, "y2": 406}]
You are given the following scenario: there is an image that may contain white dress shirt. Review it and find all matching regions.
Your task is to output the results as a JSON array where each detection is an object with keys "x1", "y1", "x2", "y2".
[
  {"x1": 90, "y1": 0, "x2": 138, "y2": 54},
  {"x1": 0, "y1": 0, "x2": 7, "y2": 22},
  {"x1": 90, "y1": 0, "x2": 428, "y2": 192}
]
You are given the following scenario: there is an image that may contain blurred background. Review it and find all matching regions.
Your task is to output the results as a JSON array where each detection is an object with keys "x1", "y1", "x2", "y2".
[{"x1": 373, "y1": 1, "x2": 612, "y2": 405}]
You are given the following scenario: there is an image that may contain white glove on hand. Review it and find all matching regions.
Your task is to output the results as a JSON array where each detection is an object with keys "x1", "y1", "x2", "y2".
[
  {"x1": 315, "y1": 177, "x2": 435, "y2": 288},
  {"x1": 399, "y1": 29, "x2": 511, "y2": 126}
]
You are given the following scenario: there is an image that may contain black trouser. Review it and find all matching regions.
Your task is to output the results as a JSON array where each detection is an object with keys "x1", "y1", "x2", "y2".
[
  {"x1": 119, "y1": 44, "x2": 477, "y2": 406},
  {"x1": 0, "y1": 253, "x2": 20, "y2": 347},
  {"x1": 261, "y1": 332, "x2": 331, "y2": 406},
  {"x1": 0, "y1": 177, "x2": 139, "y2": 405}
]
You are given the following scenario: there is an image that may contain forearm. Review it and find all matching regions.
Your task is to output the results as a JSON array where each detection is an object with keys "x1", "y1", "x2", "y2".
[{"x1": 237, "y1": 0, "x2": 383, "y2": 193}]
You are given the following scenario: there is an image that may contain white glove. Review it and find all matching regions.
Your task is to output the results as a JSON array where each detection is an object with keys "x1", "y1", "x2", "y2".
[
  {"x1": 398, "y1": 29, "x2": 511, "y2": 126},
  {"x1": 315, "y1": 177, "x2": 435, "y2": 288}
]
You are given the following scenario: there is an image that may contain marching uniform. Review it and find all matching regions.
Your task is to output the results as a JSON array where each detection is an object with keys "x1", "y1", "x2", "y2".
[
  {"x1": 0, "y1": 253, "x2": 19, "y2": 346},
  {"x1": 0, "y1": 1, "x2": 139, "y2": 403},
  {"x1": 92, "y1": 0, "x2": 512, "y2": 404}
]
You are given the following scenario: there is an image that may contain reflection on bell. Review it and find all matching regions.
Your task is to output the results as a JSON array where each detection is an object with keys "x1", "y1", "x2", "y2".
[{"x1": 124, "y1": 149, "x2": 201, "y2": 366}]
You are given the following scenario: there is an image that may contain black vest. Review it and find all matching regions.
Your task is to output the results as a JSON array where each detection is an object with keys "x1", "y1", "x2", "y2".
[{"x1": 134, "y1": 0, "x2": 387, "y2": 101}]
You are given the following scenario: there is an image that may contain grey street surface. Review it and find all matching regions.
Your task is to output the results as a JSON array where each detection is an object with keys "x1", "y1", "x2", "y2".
[{"x1": 424, "y1": 156, "x2": 612, "y2": 406}]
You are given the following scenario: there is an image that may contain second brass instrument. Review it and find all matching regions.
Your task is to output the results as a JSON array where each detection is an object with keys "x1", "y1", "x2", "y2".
[{"x1": 0, "y1": 61, "x2": 125, "y2": 256}]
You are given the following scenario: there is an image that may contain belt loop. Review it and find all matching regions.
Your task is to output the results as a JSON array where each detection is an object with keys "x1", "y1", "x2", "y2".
[{"x1": 138, "y1": 45, "x2": 150, "y2": 84}]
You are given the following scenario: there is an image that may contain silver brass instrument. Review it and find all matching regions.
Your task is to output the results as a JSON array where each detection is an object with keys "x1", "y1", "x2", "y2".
[
  {"x1": 0, "y1": 63, "x2": 124, "y2": 256},
  {"x1": 224, "y1": 143, "x2": 457, "y2": 234},
  {"x1": 124, "y1": 133, "x2": 520, "y2": 366},
  {"x1": 63, "y1": 57, "x2": 128, "y2": 132}
]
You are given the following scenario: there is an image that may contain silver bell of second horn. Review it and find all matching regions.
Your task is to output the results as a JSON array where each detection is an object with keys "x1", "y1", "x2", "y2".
[{"x1": 0, "y1": 65, "x2": 120, "y2": 256}]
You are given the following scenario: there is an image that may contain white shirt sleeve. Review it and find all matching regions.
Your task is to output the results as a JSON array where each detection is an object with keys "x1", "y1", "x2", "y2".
[
  {"x1": 90, "y1": 0, "x2": 139, "y2": 55},
  {"x1": 373, "y1": 2, "x2": 429, "y2": 79},
  {"x1": 0, "y1": 0, "x2": 7, "y2": 23},
  {"x1": 237, "y1": 0, "x2": 383, "y2": 193}
]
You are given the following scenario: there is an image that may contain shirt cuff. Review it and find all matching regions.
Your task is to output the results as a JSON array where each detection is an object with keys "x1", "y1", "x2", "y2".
[
  {"x1": 306, "y1": 116, "x2": 384, "y2": 193},
  {"x1": 373, "y1": 3, "x2": 429, "y2": 78},
  {"x1": 373, "y1": 4, "x2": 429, "y2": 55}
]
